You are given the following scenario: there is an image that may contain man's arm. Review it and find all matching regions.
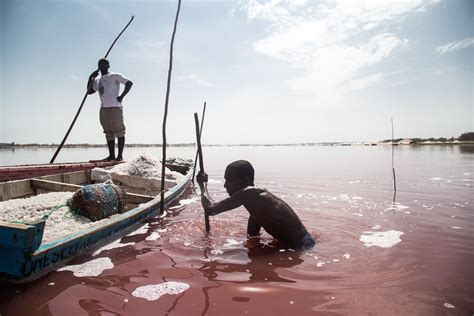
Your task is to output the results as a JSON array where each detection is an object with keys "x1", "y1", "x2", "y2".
[
  {"x1": 117, "y1": 80, "x2": 133, "y2": 103},
  {"x1": 87, "y1": 70, "x2": 99, "y2": 95},
  {"x1": 247, "y1": 215, "x2": 261, "y2": 236},
  {"x1": 196, "y1": 172, "x2": 245, "y2": 216}
]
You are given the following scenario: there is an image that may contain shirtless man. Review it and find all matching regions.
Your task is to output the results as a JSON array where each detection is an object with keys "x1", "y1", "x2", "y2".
[{"x1": 197, "y1": 160, "x2": 316, "y2": 249}]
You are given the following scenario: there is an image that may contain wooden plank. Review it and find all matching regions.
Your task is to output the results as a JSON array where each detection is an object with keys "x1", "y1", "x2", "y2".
[
  {"x1": 30, "y1": 179, "x2": 153, "y2": 204},
  {"x1": 0, "y1": 161, "x2": 120, "y2": 182},
  {"x1": 0, "y1": 179, "x2": 35, "y2": 201},
  {"x1": 40, "y1": 171, "x2": 90, "y2": 185},
  {"x1": 126, "y1": 192, "x2": 154, "y2": 204},
  {"x1": 30, "y1": 179, "x2": 82, "y2": 193}
]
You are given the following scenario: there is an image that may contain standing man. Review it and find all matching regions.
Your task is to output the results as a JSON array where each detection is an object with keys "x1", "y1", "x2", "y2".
[{"x1": 87, "y1": 58, "x2": 133, "y2": 161}]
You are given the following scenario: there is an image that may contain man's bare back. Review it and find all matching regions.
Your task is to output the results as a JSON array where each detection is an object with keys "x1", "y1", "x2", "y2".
[{"x1": 197, "y1": 160, "x2": 315, "y2": 249}]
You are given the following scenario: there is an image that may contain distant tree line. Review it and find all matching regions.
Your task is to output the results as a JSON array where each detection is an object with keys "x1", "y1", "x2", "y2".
[
  {"x1": 381, "y1": 132, "x2": 474, "y2": 143},
  {"x1": 459, "y1": 132, "x2": 474, "y2": 141}
]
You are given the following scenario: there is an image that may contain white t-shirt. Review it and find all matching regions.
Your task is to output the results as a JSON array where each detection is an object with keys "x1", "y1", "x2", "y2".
[{"x1": 92, "y1": 72, "x2": 129, "y2": 108}]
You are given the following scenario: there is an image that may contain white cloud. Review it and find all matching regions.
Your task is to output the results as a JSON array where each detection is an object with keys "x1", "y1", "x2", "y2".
[
  {"x1": 124, "y1": 38, "x2": 167, "y2": 61},
  {"x1": 436, "y1": 37, "x2": 474, "y2": 54},
  {"x1": 236, "y1": 0, "x2": 439, "y2": 98},
  {"x1": 175, "y1": 73, "x2": 213, "y2": 87}
]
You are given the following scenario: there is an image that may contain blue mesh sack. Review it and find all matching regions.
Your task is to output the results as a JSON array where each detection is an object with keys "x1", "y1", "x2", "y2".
[{"x1": 68, "y1": 183, "x2": 127, "y2": 221}]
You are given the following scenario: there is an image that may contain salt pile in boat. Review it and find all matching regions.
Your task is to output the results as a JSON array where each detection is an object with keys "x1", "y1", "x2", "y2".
[
  {"x1": 0, "y1": 191, "x2": 108, "y2": 243},
  {"x1": 91, "y1": 153, "x2": 184, "y2": 195}
]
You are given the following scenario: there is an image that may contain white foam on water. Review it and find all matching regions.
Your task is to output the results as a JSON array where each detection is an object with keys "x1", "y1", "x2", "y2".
[
  {"x1": 131, "y1": 281, "x2": 190, "y2": 301},
  {"x1": 371, "y1": 225, "x2": 382, "y2": 230},
  {"x1": 431, "y1": 177, "x2": 443, "y2": 181},
  {"x1": 451, "y1": 226, "x2": 461, "y2": 230},
  {"x1": 223, "y1": 238, "x2": 243, "y2": 248},
  {"x1": 127, "y1": 223, "x2": 149, "y2": 236},
  {"x1": 58, "y1": 257, "x2": 114, "y2": 277},
  {"x1": 463, "y1": 172, "x2": 470, "y2": 176},
  {"x1": 208, "y1": 179, "x2": 222, "y2": 184},
  {"x1": 443, "y1": 302, "x2": 455, "y2": 309},
  {"x1": 352, "y1": 196, "x2": 362, "y2": 200},
  {"x1": 178, "y1": 197, "x2": 198, "y2": 205},
  {"x1": 333, "y1": 259, "x2": 340, "y2": 262},
  {"x1": 93, "y1": 239, "x2": 135, "y2": 256},
  {"x1": 210, "y1": 249, "x2": 224, "y2": 255},
  {"x1": 48, "y1": 282, "x2": 55, "y2": 286},
  {"x1": 352, "y1": 213, "x2": 363, "y2": 217},
  {"x1": 316, "y1": 261, "x2": 325, "y2": 267},
  {"x1": 343, "y1": 254, "x2": 351, "y2": 259},
  {"x1": 359, "y1": 230, "x2": 404, "y2": 248},
  {"x1": 385, "y1": 203, "x2": 409, "y2": 212},
  {"x1": 145, "y1": 231, "x2": 161, "y2": 241}
]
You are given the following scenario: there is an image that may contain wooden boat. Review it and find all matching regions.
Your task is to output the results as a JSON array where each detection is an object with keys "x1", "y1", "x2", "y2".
[
  {"x1": 0, "y1": 161, "x2": 193, "y2": 283},
  {"x1": 0, "y1": 161, "x2": 122, "y2": 182}
]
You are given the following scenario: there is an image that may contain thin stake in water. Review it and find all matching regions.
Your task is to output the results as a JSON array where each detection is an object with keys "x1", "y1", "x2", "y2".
[
  {"x1": 192, "y1": 101, "x2": 207, "y2": 182},
  {"x1": 194, "y1": 112, "x2": 210, "y2": 232},
  {"x1": 160, "y1": 0, "x2": 182, "y2": 214},
  {"x1": 391, "y1": 116, "x2": 397, "y2": 202}
]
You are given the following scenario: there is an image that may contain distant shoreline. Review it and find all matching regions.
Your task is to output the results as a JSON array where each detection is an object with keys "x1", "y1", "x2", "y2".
[{"x1": 1, "y1": 141, "x2": 473, "y2": 149}]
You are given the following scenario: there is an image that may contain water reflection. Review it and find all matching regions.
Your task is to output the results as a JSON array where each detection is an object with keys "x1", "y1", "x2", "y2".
[{"x1": 197, "y1": 237, "x2": 304, "y2": 315}]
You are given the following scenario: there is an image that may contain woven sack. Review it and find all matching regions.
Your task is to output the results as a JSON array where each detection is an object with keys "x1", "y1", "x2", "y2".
[{"x1": 68, "y1": 183, "x2": 127, "y2": 221}]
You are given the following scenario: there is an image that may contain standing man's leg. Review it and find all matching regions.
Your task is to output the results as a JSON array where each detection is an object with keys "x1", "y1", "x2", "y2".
[
  {"x1": 114, "y1": 107, "x2": 126, "y2": 161},
  {"x1": 100, "y1": 107, "x2": 116, "y2": 161},
  {"x1": 117, "y1": 136, "x2": 125, "y2": 161}
]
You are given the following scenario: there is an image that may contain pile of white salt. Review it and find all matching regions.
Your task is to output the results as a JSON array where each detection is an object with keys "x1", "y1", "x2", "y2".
[
  {"x1": 0, "y1": 191, "x2": 107, "y2": 244},
  {"x1": 94, "y1": 153, "x2": 181, "y2": 180},
  {"x1": 0, "y1": 153, "x2": 183, "y2": 244}
]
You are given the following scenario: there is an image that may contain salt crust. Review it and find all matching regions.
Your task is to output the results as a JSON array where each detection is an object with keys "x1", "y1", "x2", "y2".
[
  {"x1": 359, "y1": 230, "x2": 404, "y2": 248},
  {"x1": 92, "y1": 238, "x2": 135, "y2": 256},
  {"x1": 0, "y1": 154, "x2": 184, "y2": 244},
  {"x1": 0, "y1": 191, "x2": 107, "y2": 243},
  {"x1": 95, "y1": 153, "x2": 181, "y2": 180},
  {"x1": 58, "y1": 257, "x2": 114, "y2": 277},
  {"x1": 131, "y1": 282, "x2": 190, "y2": 301}
]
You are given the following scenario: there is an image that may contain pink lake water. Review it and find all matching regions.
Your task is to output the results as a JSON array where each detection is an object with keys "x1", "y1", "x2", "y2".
[{"x1": 0, "y1": 145, "x2": 473, "y2": 315}]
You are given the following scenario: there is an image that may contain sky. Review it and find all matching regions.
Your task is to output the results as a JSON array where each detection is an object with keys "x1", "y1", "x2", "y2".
[{"x1": 0, "y1": 0, "x2": 472, "y2": 145}]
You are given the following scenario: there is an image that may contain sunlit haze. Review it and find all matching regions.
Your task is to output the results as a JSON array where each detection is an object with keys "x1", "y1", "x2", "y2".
[{"x1": 1, "y1": 0, "x2": 472, "y2": 144}]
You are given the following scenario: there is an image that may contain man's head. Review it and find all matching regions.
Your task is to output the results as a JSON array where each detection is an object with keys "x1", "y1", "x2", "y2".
[
  {"x1": 224, "y1": 160, "x2": 255, "y2": 195},
  {"x1": 98, "y1": 58, "x2": 110, "y2": 74}
]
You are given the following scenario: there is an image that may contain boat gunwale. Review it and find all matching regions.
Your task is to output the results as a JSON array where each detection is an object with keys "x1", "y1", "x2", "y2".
[{"x1": 36, "y1": 166, "x2": 194, "y2": 252}]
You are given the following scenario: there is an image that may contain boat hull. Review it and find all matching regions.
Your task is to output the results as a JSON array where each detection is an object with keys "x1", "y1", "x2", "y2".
[
  {"x1": 0, "y1": 161, "x2": 121, "y2": 182},
  {"x1": 0, "y1": 167, "x2": 193, "y2": 283}
]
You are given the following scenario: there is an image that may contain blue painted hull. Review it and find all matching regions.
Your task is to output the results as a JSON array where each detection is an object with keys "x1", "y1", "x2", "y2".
[{"x1": 0, "y1": 168, "x2": 193, "y2": 283}]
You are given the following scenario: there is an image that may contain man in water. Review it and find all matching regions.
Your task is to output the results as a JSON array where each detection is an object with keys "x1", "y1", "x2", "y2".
[
  {"x1": 197, "y1": 160, "x2": 316, "y2": 249},
  {"x1": 87, "y1": 58, "x2": 133, "y2": 161}
]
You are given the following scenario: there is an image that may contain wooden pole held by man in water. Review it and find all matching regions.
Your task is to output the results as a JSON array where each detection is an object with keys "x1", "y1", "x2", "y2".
[
  {"x1": 50, "y1": 15, "x2": 135, "y2": 164},
  {"x1": 192, "y1": 101, "x2": 207, "y2": 182},
  {"x1": 194, "y1": 112, "x2": 210, "y2": 232},
  {"x1": 160, "y1": 0, "x2": 182, "y2": 214}
]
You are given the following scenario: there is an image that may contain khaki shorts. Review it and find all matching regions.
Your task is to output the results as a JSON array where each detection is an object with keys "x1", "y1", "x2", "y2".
[{"x1": 100, "y1": 107, "x2": 126, "y2": 141}]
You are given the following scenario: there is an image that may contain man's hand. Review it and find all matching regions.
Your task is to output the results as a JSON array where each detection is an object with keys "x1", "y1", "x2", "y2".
[
  {"x1": 196, "y1": 172, "x2": 208, "y2": 187},
  {"x1": 90, "y1": 70, "x2": 99, "y2": 78},
  {"x1": 117, "y1": 95, "x2": 124, "y2": 103}
]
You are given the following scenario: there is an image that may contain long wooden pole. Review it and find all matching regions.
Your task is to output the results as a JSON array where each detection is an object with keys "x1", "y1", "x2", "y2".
[
  {"x1": 50, "y1": 16, "x2": 134, "y2": 163},
  {"x1": 194, "y1": 113, "x2": 210, "y2": 232},
  {"x1": 192, "y1": 101, "x2": 207, "y2": 182},
  {"x1": 391, "y1": 116, "x2": 397, "y2": 202},
  {"x1": 160, "y1": 0, "x2": 182, "y2": 214}
]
